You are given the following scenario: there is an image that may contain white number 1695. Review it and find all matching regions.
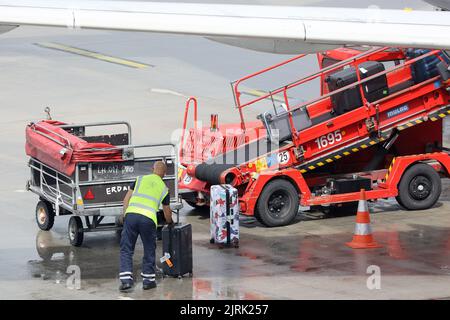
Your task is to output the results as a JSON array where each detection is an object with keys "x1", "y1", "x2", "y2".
[{"x1": 314, "y1": 130, "x2": 343, "y2": 150}]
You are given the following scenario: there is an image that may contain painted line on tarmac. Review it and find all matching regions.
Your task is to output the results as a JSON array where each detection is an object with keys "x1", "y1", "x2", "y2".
[
  {"x1": 35, "y1": 42, "x2": 153, "y2": 69},
  {"x1": 241, "y1": 89, "x2": 291, "y2": 103},
  {"x1": 150, "y1": 88, "x2": 187, "y2": 97}
]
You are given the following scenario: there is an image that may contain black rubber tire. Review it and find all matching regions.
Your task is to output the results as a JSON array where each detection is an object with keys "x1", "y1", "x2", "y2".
[
  {"x1": 256, "y1": 179, "x2": 299, "y2": 227},
  {"x1": 35, "y1": 200, "x2": 55, "y2": 231},
  {"x1": 253, "y1": 211, "x2": 265, "y2": 224},
  {"x1": 396, "y1": 163, "x2": 441, "y2": 210},
  {"x1": 68, "y1": 216, "x2": 84, "y2": 247}
]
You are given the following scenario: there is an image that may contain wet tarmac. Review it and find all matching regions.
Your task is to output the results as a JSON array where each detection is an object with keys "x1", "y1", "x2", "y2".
[
  {"x1": 16, "y1": 193, "x2": 450, "y2": 300},
  {"x1": 1, "y1": 0, "x2": 449, "y2": 300}
]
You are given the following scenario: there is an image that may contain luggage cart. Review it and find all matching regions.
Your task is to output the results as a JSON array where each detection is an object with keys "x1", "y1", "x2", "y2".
[{"x1": 26, "y1": 121, "x2": 182, "y2": 246}]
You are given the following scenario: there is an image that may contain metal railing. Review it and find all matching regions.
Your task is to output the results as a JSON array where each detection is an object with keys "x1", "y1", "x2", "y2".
[{"x1": 231, "y1": 47, "x2": 447, "y2": 145}]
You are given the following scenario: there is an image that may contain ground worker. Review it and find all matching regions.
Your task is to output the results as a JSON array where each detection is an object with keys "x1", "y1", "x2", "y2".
[{"x1": 119, "y1": 161, "x2": 174, "y2": 292}]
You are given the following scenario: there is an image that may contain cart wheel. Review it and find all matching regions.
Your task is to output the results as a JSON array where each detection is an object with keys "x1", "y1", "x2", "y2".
[
  {"x1": 35, "y1": 200, "x2": 55, "y2": 231},
  {"x1": 68, "y1": 216, "x2": 84, "y2": 247},
  {"x1": 396, "y1": 163, "x2": 441, "y2": 210},
  {"x1": 256, "y1": 179, "x2": 299, "y2": 227}
]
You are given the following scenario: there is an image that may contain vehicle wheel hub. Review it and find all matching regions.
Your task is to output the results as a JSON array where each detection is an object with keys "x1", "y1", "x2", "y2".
[
  {"x1": 38, "y1": 208, "x2": 46, "y2": 224},
  {"x1": 69, "y1": 223, "x2": 77, "y2": 240},
  {"x1": 268, "y1": 192, "x2": 289, "y2": 217},
  {"x1": 409, "y1": 176, "x2": 431, "y2": 200}
]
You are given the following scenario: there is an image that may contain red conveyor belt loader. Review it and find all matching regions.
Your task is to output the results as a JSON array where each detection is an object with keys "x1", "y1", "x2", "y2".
[{"x1": 178, "y1": 47, "x2": 450, "y2": 227}]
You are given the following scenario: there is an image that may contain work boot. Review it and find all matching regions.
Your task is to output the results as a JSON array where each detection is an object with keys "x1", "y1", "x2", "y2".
[
  {"x1": 143, "y1": 281, "x2": 157, "y2": 290},
  {"x1": 119, "y1": 281, "x2": 133, "y2": 292}
]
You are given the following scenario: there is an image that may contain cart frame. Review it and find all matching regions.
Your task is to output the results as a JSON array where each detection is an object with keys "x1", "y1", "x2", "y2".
[{"x1": 27, "y1": 121, "x2": 182, "y2": 246}]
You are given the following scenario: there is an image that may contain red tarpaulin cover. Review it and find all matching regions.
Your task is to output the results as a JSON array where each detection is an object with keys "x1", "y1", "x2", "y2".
[{"x1": 25, "y1": 120, "x2": 124, "y2": 176}]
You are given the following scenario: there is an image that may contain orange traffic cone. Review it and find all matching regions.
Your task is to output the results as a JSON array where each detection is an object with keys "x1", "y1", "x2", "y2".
[{"x1": 346, "y1": 189, "x2": 382, "y2": 249}]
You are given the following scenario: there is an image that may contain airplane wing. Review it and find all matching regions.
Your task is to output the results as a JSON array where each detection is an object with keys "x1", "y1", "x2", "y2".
[{"x1": 0, "y1": 0, "x2": 450, "y2": 54}]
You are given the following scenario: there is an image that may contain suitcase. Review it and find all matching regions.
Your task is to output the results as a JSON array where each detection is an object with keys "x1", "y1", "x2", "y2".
[
  {"x1": 325, "y1": 67, "x2": 362, "y2": 115},
  {"x1": 210, "y1": 184, "x2": 239, "y2": 247},
  {"x1": 326, "y1": 62, "x2": 389, "y2": 114},
  {"x1": 260, "y1": 107, "x2": 312, "y2": 142},
  {"x1": 156, "y1": 210, "x2": 166, "y2": 240},
  {"x1": 406, "y1": 49, "x2": 442, "y2": 84},
  {"x1": 358, "y1": 61, "x2": 389, "y2": 102},
  {"x1": 161, "y1": 223, "x2": 193, "y2": 278}
]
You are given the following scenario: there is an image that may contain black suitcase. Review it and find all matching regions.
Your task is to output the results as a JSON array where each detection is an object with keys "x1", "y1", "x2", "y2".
[
  {"x1": 325, "y1": 67, "x2": 362, "y2": 115},
  {"x1": 161, "y1": 223, "x2": 193, "y2": 278},
  {"x1": 358, "y1": 61, "x2": 389, "y2": 102}
]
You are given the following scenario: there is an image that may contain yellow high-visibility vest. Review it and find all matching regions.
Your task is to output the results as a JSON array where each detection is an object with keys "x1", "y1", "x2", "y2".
[{"x1": 125, "y1": 174, "x2": 169, "y2": 225}]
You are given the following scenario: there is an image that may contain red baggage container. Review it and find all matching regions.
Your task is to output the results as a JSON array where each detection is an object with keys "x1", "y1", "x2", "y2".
[{"x1": 25, "y1": 120, "x2": 123, "y2": 176}]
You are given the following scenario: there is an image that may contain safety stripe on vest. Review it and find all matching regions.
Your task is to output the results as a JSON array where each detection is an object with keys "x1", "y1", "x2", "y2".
[
  {"x1": 133, "y1": 176, "x2": 143, "y2": 195},
  {"x1": 134, "y1": 176, "x2": 168, "y2": 205},
  {"x1": 354, "y1": 223, "x2": 372, "y2": 235},
  {"x1": 127, "y1": 202, "x2": 157, "y2": 213},
  {"x1": 133, "y1": 191, "x2": 159, "y2": 203},
  {"x1": 159, "y1": 186, "x2": 169, "y2": 205}
]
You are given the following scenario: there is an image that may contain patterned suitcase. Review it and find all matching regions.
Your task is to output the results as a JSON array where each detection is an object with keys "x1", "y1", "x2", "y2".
[{"x1": 210, "y1": 184, "x2": 239, "y2": 247}]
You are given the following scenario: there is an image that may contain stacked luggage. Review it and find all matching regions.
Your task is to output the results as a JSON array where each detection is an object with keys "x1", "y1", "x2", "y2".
[
  {"x1": 406, "y1": 49, "x2": 450, "y2": 84},
  {"x1": 326, "y1": 61, "x2": 389, "y2": 115},
  {"x1": 359, "y1": 61, "x2": 389, "y2": 103}
]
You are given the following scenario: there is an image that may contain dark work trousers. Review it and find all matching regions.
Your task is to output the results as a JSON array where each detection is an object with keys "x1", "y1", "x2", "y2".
[{"x1": 119, "y1": 213, "x2": 156, "y2": 285}]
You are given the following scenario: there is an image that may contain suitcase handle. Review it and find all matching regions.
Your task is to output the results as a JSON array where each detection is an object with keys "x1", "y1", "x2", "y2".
[{"x1": 220, "y1": 184, "x2": 232, "y2": 244}]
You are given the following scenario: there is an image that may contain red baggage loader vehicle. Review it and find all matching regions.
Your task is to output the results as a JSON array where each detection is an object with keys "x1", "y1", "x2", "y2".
[{"x1": 177, "y1": 47, "x2": 450, "y2": 227}]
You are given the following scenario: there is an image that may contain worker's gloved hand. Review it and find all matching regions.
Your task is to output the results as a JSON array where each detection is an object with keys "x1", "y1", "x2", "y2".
[{"x1": 167, "y1": 222, "x2": 175, "y2": 229}]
